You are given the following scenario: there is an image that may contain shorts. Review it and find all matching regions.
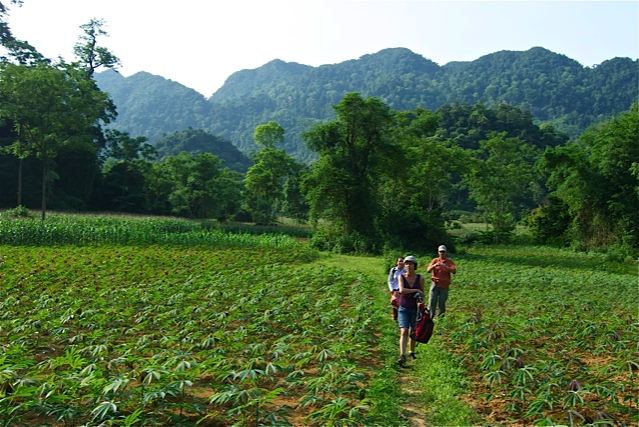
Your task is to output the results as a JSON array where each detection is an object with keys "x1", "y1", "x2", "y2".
[{"x1": 397, "y1": 306, "x2": 417, "y2": 330}]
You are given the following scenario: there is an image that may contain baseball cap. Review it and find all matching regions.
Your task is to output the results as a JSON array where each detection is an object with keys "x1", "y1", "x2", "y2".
[{"x1": 404, "y1": 255, "x2": 418, "y2": 267}]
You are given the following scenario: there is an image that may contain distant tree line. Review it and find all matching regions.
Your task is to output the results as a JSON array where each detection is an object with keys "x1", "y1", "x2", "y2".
[{"x1": 0, "y1": 5, "x2": 636, "y2": 257}]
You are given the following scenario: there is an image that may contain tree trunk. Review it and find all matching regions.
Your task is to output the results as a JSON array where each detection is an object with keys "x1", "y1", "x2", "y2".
[
  {"x1": 41, "y1": 160, "x2": 48, "y2": 221},
  {"x1": 17, "y1": 157, "x2": 22, "y2": 207}
]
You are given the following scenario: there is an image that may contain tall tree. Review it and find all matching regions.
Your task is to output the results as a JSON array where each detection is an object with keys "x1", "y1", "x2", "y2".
[
  {"x1": 303, "y1": 92, "x2": 395, "y2": 240},
  {"x1": 245, "y1": 121, "x2": 299, "y2": 224},
  {"x1": 72, "y1": 18, "x2": 120, "y2": 78},
  {"x1": 0, "y1": 63, "x2": 115, "y2": 219}
]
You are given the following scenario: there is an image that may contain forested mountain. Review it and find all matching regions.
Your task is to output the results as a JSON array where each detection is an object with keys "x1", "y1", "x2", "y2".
[
  {"x1": 95, "y1": 47, "x2": 638, "y2": 161},
  {"x1": 153, "y1": 128, "x2": 252, "y2": 173}
]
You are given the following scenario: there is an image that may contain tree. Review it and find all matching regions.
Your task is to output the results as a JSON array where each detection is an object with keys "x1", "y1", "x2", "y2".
[
  {"x1": 540, "y1": 104, "x2": 639, "y2": 251},
  {"x1": 103, "y1": 129, "x2": 156, "y2": 163},
  {"x1": 0, "y1": 62, "x2": 115, "y2": 219},
  {"x1": 245, "y1": 121, "x2": 300, "y2": 224},
  {"x1": 93, "y1": 130, "x2": 157, "y2": 213},
  {"x1": 141, "y1": 152, "x2": 242, "y2": 220},
  {"x1": 254, "y1": 120, "x2": 285, "y2": 149},
  {"x1": 303, "y1": 92, "x2": 395, "y2": 245},
  {"x1": 72, "y1": 18, "x2": 120, "y2": 78},
  {"x1": 0, "y1": 1, "x2": 45, "y2": 65},
  {"x1": 464, "y1": 132, "x2": 539, "y2": 243},
  {"x1": 377, "y1": 107, "x2": 461, "y2": 252}
]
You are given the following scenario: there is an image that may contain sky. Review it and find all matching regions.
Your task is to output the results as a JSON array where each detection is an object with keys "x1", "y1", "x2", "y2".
[{"x1": 4, "y1": 0, "x2": 638, "y2": 97}]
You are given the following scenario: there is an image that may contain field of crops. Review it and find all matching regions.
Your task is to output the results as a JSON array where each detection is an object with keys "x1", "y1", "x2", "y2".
[
  {"x1": 0, "y1": 215, "x2": 387, "y2": 427},
  {"x1": 0, "y1": 214, "x2": 636, "y2": 427},
  {"x1": 436, "y1": 246, "x2": 638, "y2": 426}
]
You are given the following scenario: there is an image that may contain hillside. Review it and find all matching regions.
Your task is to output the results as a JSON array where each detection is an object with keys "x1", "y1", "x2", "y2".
[{"x1": 95, "y1": 47, "x2": 638, "y2": 161}]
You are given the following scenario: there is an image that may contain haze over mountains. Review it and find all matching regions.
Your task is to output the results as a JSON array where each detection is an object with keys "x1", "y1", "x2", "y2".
[{"x1": 94, "y1": 47, "x2": 638, "y2": 162}]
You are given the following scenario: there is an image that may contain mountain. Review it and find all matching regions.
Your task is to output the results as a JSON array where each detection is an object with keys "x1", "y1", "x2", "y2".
[{"x1": 94, "y1": 47, "x2": 638, "y2": 162}]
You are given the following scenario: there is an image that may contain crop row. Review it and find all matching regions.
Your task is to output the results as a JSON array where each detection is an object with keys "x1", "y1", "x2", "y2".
[
  {"x1": 436, "y1": 246, "x2": 638, "y2": 426},
  {"x1": 0, "y1": 243, "x2": 378, "y2": 427},
  {"x1": 0, "y1": 214, "x2": 301, "y2": 248}
]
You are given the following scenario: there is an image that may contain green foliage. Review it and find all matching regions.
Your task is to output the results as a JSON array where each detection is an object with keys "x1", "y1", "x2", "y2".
[
  {"x1": 72, "y1": 18, "x2": 120, "y2": 79},
  {"x1": 303, "y1": 93, "x2": 395, "y2": 243},
  {"x1": 103, "y1": 129, "x2": 156, "y2": 163},
  {"x1": 245, "y1": 124, "x2": 301, "y2": 225},
  {"x1": 527, "y1": 195, "x2": 571, "y2": 246},
  {"x1": 0, "y1": 61, "x2": 116, "y2": 219},
  {"x1": 437, "y1": 245, "x2": 638, "y2": 426},
  {"x1": 153, "y1": 128, "x2": 251, "y2": 173},
  {"x1": 540, "y1": 104, "x2": 639, "y2": 252},
  {"x1": 309, "y1": 226, "x2": 377, "y2": 254},
  {"x1": 464, "y1": 132, "x2": 541, "y2": 243},
  {"x1": 0, "y1": 215, "x2": 387, "y2": 426},
  {"x1": 0, "y1": 213, "x2": 305, "y2": 247},
  {"x1": 0, "y1": 205, "x2": 35, "y2": 219}
]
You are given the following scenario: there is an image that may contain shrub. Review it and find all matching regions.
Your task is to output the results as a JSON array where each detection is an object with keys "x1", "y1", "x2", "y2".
[{"x1": 0, "y1": 206, "x2": 36, "y2": 219}]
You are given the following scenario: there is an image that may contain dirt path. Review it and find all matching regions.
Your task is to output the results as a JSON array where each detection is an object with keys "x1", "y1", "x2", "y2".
[
  {"x1": 314, "y1": 253, "x2": 432, "y2": 426},
  {"x1": 400, "y1": 370, "x2": 429, "y2": 426}
]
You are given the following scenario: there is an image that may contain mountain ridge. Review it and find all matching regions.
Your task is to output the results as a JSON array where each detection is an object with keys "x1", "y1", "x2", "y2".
[{"x1": 95, "y1": 46, "x2": 638, "y2": 161}]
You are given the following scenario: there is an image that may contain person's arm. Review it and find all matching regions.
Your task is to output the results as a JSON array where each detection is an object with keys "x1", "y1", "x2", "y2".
[
  {"x1": 446, "y1": 260, "x2": 457, "y2": 274},
  {"x1": 419, "y1": 275, "x2": 425, "y2": 294},
  {"x1": 426, "y1": 259, "x2": 437, "y2": 273},
  {"x1": 388, "y1": 268, "x2": 396, "y2": 292},
  {"x1": 398, "y1": 275, "x2": 420, "y2": 294}
]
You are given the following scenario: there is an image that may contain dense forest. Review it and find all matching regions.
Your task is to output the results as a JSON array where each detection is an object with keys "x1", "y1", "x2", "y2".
[
  {"x1": 94, "y1": 47, "x2": 638, "y2": 161},
  {"x1": 0, "y1": 4, "x2": 637, "y2": 259}
]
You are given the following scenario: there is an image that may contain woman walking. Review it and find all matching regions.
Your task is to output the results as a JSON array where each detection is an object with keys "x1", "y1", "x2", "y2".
[{"x1": 397, "y1": 255, "x2": 425, "y2": 367}]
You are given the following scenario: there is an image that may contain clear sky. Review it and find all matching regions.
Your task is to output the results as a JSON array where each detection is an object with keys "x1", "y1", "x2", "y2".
[{"x1": 5, "y1": 0, "x2": 638, "y2": 97}]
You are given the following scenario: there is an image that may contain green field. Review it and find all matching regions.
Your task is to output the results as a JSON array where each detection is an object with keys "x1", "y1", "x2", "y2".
[{"x1": 0, "y1": 214, "x2": 636, "y2": 426}]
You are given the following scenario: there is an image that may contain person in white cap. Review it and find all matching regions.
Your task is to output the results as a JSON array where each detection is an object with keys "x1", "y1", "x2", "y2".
[{"x1": 426, "y1": 245, "x2": 457, "y2": 317}]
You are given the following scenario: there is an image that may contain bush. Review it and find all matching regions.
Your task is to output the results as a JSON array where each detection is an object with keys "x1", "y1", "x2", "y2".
[
  {"x1": 604, "y1": 243, "x2": 639, "y2": 263},
  {"x1": 0, "y1": 206, "x2": 36, "y2": 219},
  {"x1": 527, "y1": 196, "x2": 571, "y2": 245},
  {"x1": 309, "y1": 226, "x2": 380, "y2": 254}
]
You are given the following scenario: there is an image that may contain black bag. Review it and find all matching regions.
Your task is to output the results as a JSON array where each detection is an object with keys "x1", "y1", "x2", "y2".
[{"x1": 410, "y1": 302, "x2": 434, "y2": 344}]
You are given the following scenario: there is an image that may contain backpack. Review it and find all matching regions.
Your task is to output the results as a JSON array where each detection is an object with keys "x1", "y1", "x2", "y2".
[{"x1": 410, "y1": 302, "x2": 434, "y2": 344}]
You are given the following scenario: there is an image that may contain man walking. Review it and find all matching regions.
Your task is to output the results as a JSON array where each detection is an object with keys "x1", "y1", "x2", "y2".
[{"x1": 426, "y1": 245, "x2": 457, "y2": 317}]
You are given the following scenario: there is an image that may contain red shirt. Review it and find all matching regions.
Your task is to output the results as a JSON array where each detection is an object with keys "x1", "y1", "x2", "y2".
[{"x1": 428, "y1": 257, "x2": 456, "y2": 288}]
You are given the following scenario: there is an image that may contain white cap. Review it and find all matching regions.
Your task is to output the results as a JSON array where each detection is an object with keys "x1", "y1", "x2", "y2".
[
  {"x1": 404, "y1": 255, "x2": 418, "y2": 267},
  {"x1": 438, "y1": 245, "x2": 447, "y2": 252}
]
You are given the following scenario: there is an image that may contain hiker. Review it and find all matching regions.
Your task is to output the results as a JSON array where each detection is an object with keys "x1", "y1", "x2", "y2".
[
  {"x1": 387, "y1": 257, "x2": 405, "y2": 322},
  {"x1": 397, "y1": 255, "x2": 425, "y2": 367},
  {"x1": 426, "y1": 245, "x2": 457, "y2": 318}
]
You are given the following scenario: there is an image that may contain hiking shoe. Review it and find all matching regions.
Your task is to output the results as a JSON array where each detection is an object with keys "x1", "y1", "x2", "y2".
[
  {"x1": 409, "y1": 352, "x2": 417, "y2": 360},
  {"x1": 397, "y1": 354, "x2": 406, "y2": 367}
]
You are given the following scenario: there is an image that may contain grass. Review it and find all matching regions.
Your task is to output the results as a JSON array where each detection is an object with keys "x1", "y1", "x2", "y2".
[{"x1": 313, "y1": 252, "x2": 479, "y2": 426}]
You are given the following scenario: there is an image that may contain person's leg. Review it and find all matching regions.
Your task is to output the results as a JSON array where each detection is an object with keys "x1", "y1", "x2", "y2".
[
  {"x1": 399, "y1": 328, "x2": 409, "y2": 355},
  {"x1": 428, "y1": 282, "x2": 439, "y2": 316},
  {"x1": 391, "y1": 293, "x2": 399, "y2": 322},
  {"x1": 438, "y1": 287, "x2": 449, "y2": 316},
  {"x1": 397, "y1": 307, "x2": 410, "y2": 366}
]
